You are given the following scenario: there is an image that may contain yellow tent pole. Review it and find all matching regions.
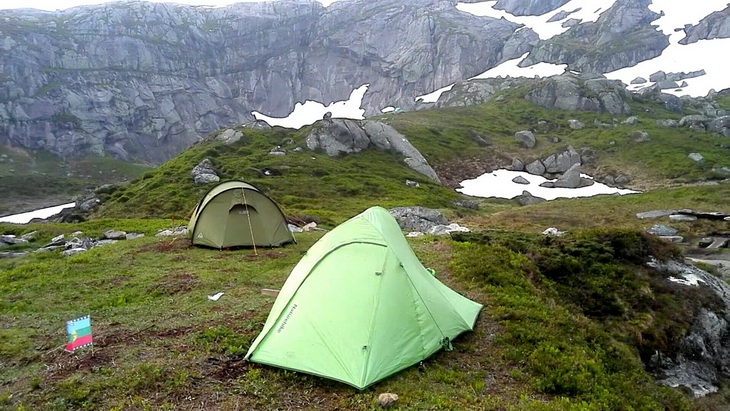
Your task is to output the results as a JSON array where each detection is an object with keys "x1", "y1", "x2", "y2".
[{"x1": 241, "y1": 187, "x2": 258, "y2": 256}]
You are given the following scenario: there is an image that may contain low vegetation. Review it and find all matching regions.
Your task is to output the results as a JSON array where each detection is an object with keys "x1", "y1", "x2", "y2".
[{"x1": 1, "y1": 93, "x2": 729, "y2": 409}]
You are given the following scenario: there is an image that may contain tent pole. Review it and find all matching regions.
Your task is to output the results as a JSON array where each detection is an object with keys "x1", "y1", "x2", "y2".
[{"x1": 241, "y1": 188, "x2": 258, "y2": 256}]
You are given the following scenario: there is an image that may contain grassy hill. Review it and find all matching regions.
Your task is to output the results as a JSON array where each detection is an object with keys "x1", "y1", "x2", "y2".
[{"x1": 1, "y1": 93, "x2": 729, "y2": 409}]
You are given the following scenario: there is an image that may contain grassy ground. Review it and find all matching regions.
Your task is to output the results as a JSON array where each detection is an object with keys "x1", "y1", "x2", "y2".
[
  {"x1": 1, "y1": 184, "x2": 728, "y2": 409},
  {"x1": 0, "y1": 145, "x2": 151, "y2": 216}
]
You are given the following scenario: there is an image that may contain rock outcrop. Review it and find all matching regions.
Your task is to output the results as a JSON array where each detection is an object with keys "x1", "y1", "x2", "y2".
[
  {"x1": 524, "y1": 73, "x2": 632, "y2": 115},
  {"x1": 680, "y1": 6, "x2": 730, "y2": 45},
  {"x1": 306, "y1": 119, "x2": 440, "y2": 183},
  {"x1": 520, "y1": 0, "x2": 670, "y2": 73}
]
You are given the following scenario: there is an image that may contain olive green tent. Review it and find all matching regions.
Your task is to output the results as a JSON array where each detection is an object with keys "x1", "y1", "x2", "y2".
[
  {"x1": 245, "y1": 206, "x2": 482, "y2": 389},
  {"x1": 188, "y1": 180, "x2": 294, "y2": 249}
]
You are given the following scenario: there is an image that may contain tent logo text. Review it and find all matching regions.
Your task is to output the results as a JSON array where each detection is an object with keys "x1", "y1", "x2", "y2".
[{"x1": 277, "y1": 304, "x2": 297, "y2": 333}]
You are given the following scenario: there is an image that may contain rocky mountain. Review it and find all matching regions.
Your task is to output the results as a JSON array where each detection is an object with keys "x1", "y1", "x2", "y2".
[{"x1": 0, "y1": 0, "x2": 728, "y2": 164}]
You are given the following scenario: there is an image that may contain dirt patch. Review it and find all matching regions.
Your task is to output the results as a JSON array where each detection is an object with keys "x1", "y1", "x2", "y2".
[
  {"x1": 243, "y1": 250, "x2": 286, "y2": 261},
  {"x1": 204, "y1": 356, "x2": 249, "y2": 381},
  {"x1": 140, "y1": 237, "x2": 191, "y2": 253},
  {"x1": 149, "y1": 271, "x2": 200, "y2": 296},
  {"x1": 433, "y1": 155, "x2": 509, "y2": 189},
  {"x1": 43, "y1": 350, "x2": 115, "y2": 382}
]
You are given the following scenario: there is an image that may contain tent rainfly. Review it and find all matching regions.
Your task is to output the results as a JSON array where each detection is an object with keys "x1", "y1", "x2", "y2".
[
  {"x1": 245, "y1": 206, "x2": 482, "y2": 389},
  {"x1": 187, "y1": 180, "x2": 295, "y2": 249}
]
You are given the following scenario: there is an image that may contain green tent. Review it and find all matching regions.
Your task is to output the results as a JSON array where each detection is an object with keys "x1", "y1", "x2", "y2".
[
  {"x1": 188, "y1": 180, "x2": 295, "y2": 249},
  {"x1": 245, "y1": 206, "x2": 482, "y2": 389}
]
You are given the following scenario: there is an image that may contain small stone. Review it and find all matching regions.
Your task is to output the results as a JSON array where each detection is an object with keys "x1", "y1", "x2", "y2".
[
  {"x1": 512, "y1": 176, "x2": 529, "y2": 185},
  {"x1": 659, "y1": 236, "x2": 684, "y2": 243},
  {"x1": 405, "y1": 179, "x2": 420, "y2": 188},
  {"x1": 568, "y1": 119, "x2": 584, "y2": 129},
  {"x1": 669, "y1": 214, "x2": 697, "y2": 222},
  {"x1": 688, "y1": 152, "x2": 704, "y2": 162},
  {"x1": 103, "y1": 230, "x2": 127, "y2": 240},
  {"x1": 646, "y1": 224, "x2": 678, "y2": 236},
  {"x1": 377, "y1": 393, "x2": 399, "y2": 408}
]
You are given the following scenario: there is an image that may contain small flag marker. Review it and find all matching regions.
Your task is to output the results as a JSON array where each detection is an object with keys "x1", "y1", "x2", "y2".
[{"x1": 65, "y1": 316, "x2": 93, "y2": 353}]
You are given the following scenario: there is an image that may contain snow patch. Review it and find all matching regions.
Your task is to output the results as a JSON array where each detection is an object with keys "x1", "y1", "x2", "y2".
[
  {"x1": 252, "y1": 84, "x2": 367, "y2": 129},
  {"x1": 473, "y1": 52, "x2": 567, "y2": 79},
  {"x1": 457, "y1": 169, "x2": 638, "y2": 200},
  {"x1": 456, "y1": 0, "x2": 619, "y2": 40},
  {"x1": 0, "y1": 202, "x2": 75, "y2": 224},
  {"x1": 668, "y1": 274, "x2": 705, "y2": 287},
  {"x1": 415, "y1": 84, "x2": 454, "y2": 104}
]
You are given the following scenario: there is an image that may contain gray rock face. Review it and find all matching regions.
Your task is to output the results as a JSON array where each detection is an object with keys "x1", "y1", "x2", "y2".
[
  {"x1": 388, "y1": 206, "x2": 449, "y2": 232},
  {"x1": 524, "y1": 73, "x2": 632, "y2": 115},
  {"x1": 0, "y1": 0, "x2": 539, "y2": 163},
  {"x1": 434, "y1": 78, "x2": 526, "y2": 109},
  {"x1": 306, "y1": 119, "x2": 440, "y2": 182},
  {"x1": 493, "y1": 0, "x2": 570, "y2": 16},
  {"x1": 514, "y1": 130, "x2": 536, "y2": 148},
  {"x1": 646, "y1": 259, "x2": 730, "y2": 397},
  {"x1": 521, "y1": 0, "x2": 669, "y2": 73},
  {"x1": 680, "y1": 6, "x2": 730, "y2": 45}
]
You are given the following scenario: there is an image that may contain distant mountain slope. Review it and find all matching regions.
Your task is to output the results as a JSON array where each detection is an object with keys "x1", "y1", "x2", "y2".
[{"x1": 1, "y1": 0, "x2": 728, "y2": 165}]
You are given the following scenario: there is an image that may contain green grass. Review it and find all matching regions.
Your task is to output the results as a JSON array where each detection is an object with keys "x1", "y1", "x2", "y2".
[{"x1": 4, "y1": 217, "x2": 723, "y2": 409}]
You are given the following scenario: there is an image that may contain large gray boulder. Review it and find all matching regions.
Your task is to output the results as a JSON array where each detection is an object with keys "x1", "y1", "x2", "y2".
[
  {"x1": 708, "y1": 116, "x2": 730, "y2": 137},
  {"x1": 542, "y1": 146, "x2": 581, "y2": 174},
  {"x1": 306, "y1": 119, "x2": 440, "y2": 183},
  {"x1": 526, "y1": 159, "x2": 546, "y2": 176},
  {"x1": 514, "y1": 130, "x2": 536, "y2": 148},
  {"x1": 388, "y1": 206, "x2": 449, "y2": 232},
  {"x1": 553, "y1": 163, "x2": 582, "y2": 188},
  {"x1": 515, "y1": 190, "x2": 547, "y2": 206},
  {"x1": 190, "y1": 158, "x2": 219, "y2": 185}
]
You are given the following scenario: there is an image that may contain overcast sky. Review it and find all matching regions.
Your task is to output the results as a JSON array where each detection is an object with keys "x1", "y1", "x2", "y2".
[{"x1": 0, "y1": 0, "x2": 340, "y2": 11}]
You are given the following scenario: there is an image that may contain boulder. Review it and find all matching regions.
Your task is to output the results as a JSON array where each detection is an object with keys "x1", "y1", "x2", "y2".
[
  {"x1": 377, "y1": 393, "x2": 399, "y2": 408},
  {"x1": 568, "y1": 119, "x2": 585, "y2": 129},
  {"x1": 454, "y1": 199, "x2": 479, "y2": 210},
  {"x1": 679, "y1": 115, "x2": 711, "y2": 128},
  {"x1": 515, "y1": 191, "x2": 547, "y2": 206},
  {"x1": 388, "y1": 207, "x2": 449, "y2": 232},
  {"x1": 646, "y1": 224, "x2": 679, "y2": 236},
  {"x1": 649, "y1": 71, "x2": 666, "y2": 82},
  {"x1": 427, "y1": 223, "x2": 470, "y2": 236},
  {"x1": 623, "y1": 116, "x2": 639, "y2": 125},
  {"x1": 553, "y1": 163, "x2": 582, "y2": 188},
  {"x1": 525, "y1": 160, "x2": 546, "y2": 176},
  {"x1": 636, "y1": 210, "x2": 678, "y2": 219},
  {"x1": 217, "y1": 128, "x2": 243, "y2": 145},
  {"x1": 542, "y1": 146, "x2": 581, "y2": 174},
  {"x1": 656, "y1": 119, "x2": 679, "y2": 127},
  {"x1": 708, "y1": 116, "x2": 730, "y2": 137},
  {"x1": 631, "y1": 77, "x2": 647, "y2": 84},
  {"x1": 510, "y1": 158, "x2": 525, "y2": 171},
  {"x1": 512, "y1": 176, "x2": 530, "y2": 184},
  {"x1": 669, "y1": 214, "x2": 698, "y2": 222},
  {"x1": 633, "y1": 131, "x2": 651, "y2": 142},
  {"x1": 514, "y1": 130, "x2": 536, "y2": 148},
  {"x1": 191, "y1": 158, "x2": 219, "y2": 185},
  {"x1": 307, "y1": 120, "x2": 440, "y2": 183},
  {"x1": 103, "y1": 230, "x2": 128, "y2": 240},
  {"x1": 688, "y1": 153, "x2": 704, "y2": 162},
  {"x1": 269, "y1": 146, "x2": 287, "y2": 156}
]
